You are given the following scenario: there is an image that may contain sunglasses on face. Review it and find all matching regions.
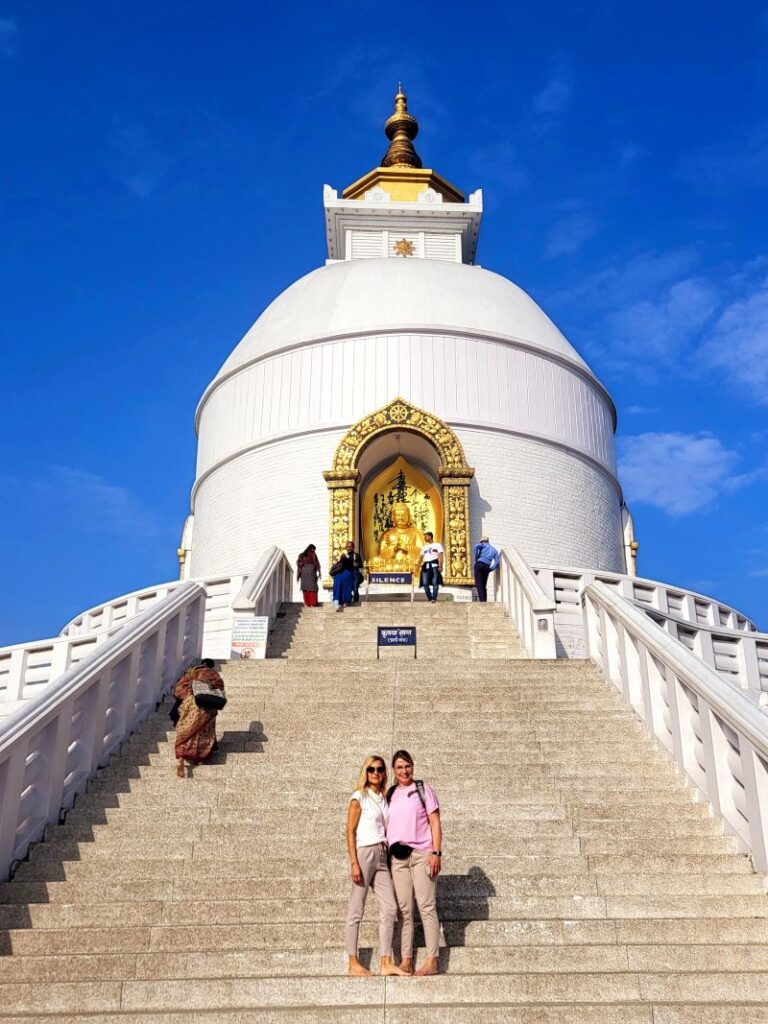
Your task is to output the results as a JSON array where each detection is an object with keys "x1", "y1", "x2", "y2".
[{"x1": 367, "y1": 766, "x2": 385, "y2": 774}]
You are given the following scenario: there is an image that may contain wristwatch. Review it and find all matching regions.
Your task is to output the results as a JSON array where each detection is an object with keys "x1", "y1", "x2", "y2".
[{"x1": 431, "y1": 850, "x2": 442, "y2": 857}]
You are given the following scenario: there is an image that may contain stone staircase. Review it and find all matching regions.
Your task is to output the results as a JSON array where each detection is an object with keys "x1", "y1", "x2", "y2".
[
  {"x1": 1, "y1": 600, "x2": 767, "y2": 1020},
  {"x1": 267, "y1": 599, "x2": 526, "y2": 660}
]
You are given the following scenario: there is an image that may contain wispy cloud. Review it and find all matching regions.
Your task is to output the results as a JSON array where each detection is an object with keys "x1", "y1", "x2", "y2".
[
  {"x1": 750, "y1": 568, "x2": 768, "y2": 577},
  {"x1": 0, "y1": 16, "x2": 17, "y2": 56},
  {"x1": 681, "y1": 123, "x2": 768, "y2": 191},
  {"x1": 544, "y1": 204, "x2": 598, "y2": 258},
  {"x1": 618, "y1": 432, "x2": 745, "y2": 515},
  {"x1": 35, "y1": 466, "x2": 161, "y2": 540},
  {"x1": 110, "y1": 122, "x2": 174, "y2": 199},
  {"x1": 699, "y1": 275, "x2": 768, "y2": 404},
  {"x1": 470, "y1": 140, "x2": 527, "y2": 193},
  {"x1": 533, "y1": 59, "x2": 573, "y2": 116},
  {"x1": 619, "y1": 142, "x2": 647, "y2": 169}
]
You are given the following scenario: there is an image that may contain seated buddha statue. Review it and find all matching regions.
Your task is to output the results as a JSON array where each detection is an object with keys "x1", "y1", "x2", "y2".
[{"x1": 375, "y1": 503, "x2": 425, "y2": 572}]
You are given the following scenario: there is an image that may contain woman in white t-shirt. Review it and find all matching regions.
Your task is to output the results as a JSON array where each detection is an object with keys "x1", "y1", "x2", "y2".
[{"x1": 345, "y1": 755, "x2": 409, "y2": 976}]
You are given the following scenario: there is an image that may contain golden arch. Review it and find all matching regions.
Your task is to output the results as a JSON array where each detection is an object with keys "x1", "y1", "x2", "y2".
[{"x1": 323, "y1": 397, "x2": 474, "y2": 585}]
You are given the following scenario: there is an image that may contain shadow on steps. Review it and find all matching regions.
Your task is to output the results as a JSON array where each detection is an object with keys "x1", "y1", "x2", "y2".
[{"x1": 356, "y1": 865, "x2": 496, "y2": 971}]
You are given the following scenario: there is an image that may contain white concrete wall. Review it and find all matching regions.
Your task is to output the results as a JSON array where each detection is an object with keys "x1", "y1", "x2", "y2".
[
  {"x1": 196, "y1": 332, "x2": 616, "y2": 478},
  {"x1": 461, "y1": 428, "x2": 625, "y2": 573},
  {"x1": 189, "y1": 424, "x2": 624, "y2": 582}
]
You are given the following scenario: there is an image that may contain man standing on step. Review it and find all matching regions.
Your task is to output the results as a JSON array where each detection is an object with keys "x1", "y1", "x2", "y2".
[
  {"x1": 419, "y1": 531, "x2": 444, "y2": 603},
  {"x1": 473, "y1": 534, "x2": 500, "y2": 602},
  {"x1": 346, "y1": 539, "x2": 364, "y2": 603}
]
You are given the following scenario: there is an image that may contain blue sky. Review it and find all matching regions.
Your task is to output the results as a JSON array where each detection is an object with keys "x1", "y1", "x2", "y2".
[{"x1": 1, "y1": 2, "x2": 767, "y2": 644}]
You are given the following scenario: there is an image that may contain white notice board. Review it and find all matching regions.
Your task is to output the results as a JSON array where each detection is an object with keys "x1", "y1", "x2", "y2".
[{"x1": 231, "y1": 615, "x2": 269, "y2": 660}]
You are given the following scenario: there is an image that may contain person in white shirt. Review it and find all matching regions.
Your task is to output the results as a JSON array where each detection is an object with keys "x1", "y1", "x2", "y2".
[
  {"x1": 419, "y1": 531, "x2": 444, "y2": 603},
  {"x1": 345, "y1": 756, "x2": 409, "y2": 976}
]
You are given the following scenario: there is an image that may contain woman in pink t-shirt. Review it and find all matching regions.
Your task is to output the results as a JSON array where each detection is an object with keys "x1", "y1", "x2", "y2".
[{"x1": 386, "y1": 749, "x2": 443, "y2": 976}]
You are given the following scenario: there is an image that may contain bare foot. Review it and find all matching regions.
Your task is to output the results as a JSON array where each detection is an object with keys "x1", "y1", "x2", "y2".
[
  {"x1": 348, "y1": 956, "x2": 372, "y2": 977},
  {"x1": 413, "y1": 957, "x2": 439, "y2": 977},
  {"x1": 379, "y1": 956, "x2": 410, "y2": 977},
  {"x1": 175, "y1": 760, "x2": 185, "y2": 778},
  {"x1": 399, "y1": 958, "x2": 414, "y2": 976}
]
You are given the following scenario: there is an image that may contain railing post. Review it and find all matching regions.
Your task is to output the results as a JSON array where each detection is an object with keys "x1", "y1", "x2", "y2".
[
  {"x1": 741, "y1": 738, "x2": 768, "y2": 873},
  {"x1": 0, "y1": 746, "x2": 27, "y2": 879}
]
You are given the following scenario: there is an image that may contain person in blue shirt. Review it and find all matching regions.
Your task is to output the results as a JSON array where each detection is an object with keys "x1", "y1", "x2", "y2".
[{"x1": 473, "y1": 535, "x2": 500, "y2": 602}]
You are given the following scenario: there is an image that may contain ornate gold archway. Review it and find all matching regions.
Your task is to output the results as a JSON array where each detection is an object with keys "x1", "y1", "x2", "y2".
[{"x1": 323, "y1": 397, "x2": 474, "y2": 585}]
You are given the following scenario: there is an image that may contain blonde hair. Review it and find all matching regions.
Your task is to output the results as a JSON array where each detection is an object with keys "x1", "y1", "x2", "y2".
[{"x1": 356, "y1": 755, "x2": 388, "y2": 797}]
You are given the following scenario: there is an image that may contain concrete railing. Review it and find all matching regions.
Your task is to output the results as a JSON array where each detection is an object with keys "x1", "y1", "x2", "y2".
[
  {"x1": 0, "y1": 582, "x2": 205, "y2": 881},
  {"x1": 495, "y1": 546, "x2": 557, "y2": 659},
  {"x1": 533, "y1": 564, "x2": 759, "y2": 666},
  {"x1": 584, "y1": 581, "x2": 768, "y2": 874},
  {"x1": 232, "y1": 546, "x2": 294, "y2": 624}
]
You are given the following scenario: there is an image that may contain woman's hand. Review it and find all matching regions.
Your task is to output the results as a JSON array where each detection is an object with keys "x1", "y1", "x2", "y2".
[
  {"x1": 427, "y1": 854, "x2": 441, "y2": 878},
  {"x1": 351, "y1": 861, "x2": 363, "y2": 885}
]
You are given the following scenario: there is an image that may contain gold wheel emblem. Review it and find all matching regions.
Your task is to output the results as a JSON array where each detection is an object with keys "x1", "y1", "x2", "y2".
[{"x1": 394, "y1": 238, "x2": 414, "y2": 257}]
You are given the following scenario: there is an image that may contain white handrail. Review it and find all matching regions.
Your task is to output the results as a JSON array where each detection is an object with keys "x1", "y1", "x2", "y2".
[
  {"x1": 583, "y1": 580, "x2": 768, "y2": 874},
  {"x1": 232, "y1": 546, "x2": 294, "y2": 622},
  {"x1": 495, "y1": 546, "x2": 557, "y2": 658},
  {"x1": 0, "y1": 582, "x2": 205, "y2": 881}
]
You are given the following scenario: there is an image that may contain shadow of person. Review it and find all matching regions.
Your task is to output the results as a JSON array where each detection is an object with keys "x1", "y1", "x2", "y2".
[{"x1": 397, "y1": 865, "x2": 496, "y2": 972}]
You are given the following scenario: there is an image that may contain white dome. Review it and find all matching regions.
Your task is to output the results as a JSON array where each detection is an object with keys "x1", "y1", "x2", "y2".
[{"x1": 214, "y1": 258, "x2": 592, "y2": 382}]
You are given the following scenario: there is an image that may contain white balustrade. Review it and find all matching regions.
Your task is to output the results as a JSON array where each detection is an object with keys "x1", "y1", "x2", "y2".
[
  {"x1": 0, "y1": 582, "x2": 205, "y2": 881},
  {"x1": 232, "y1": 546, "x2": 294, "y2": 622},
  {"x1": 534, "y1": 565, "x2": 763, "y2": 698},
  {"x1": 583, "y1": 581, "x2": 768, "y2": 874},
  {"x1": 495, "y1": 546, "x2": 557, "y2": 658}
]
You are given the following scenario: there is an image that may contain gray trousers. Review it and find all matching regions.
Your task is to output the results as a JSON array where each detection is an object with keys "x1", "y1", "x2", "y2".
[
  {"x1": 390, "y1": 848, "x2": 441, "y2": 959},
  {"x1": 345, "y1": 843, "x2": 398, "y2": 957}
]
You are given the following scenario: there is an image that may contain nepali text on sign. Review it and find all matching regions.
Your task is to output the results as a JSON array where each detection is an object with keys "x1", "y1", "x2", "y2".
[{"x1": 377, "y1": 626, "x2": 417, "y2": 647}]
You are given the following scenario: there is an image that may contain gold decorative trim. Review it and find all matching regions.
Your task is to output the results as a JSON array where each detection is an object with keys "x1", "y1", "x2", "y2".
[{"x1": 324, "y1": 397, "x2": 474, "y2": 586}]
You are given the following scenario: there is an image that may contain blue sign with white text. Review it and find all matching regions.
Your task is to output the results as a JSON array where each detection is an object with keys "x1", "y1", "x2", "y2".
[
  {"x1": 369, "y1": 572, "x2": 413, "y2": 585},
  {"x1": 377, "y1": 626, "x2": 417, "y2": 647}
]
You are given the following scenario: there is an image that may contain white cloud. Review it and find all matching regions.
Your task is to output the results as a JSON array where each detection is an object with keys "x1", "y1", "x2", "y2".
[
  {"x1": 544, "y1": 209, "x2": 598, "y2": 258},
  {"x1": 533, "y1": 62, "x2": 573, "y2": 116},
  {"x1": 618, "y1": 432, "x2": 742, "y2": 515},
  {"x1": 603, "y1": 277, "x2": 719, "y2": 369},
  {"x1": 36, "y1": 466, "x2": 160, "y2": 540},
  {"x1": 699, "y1": 275, "x2": 768, "y2": 404},
  {"x1": 0, "y1": 16, "x2": 17, "y2": 56}
]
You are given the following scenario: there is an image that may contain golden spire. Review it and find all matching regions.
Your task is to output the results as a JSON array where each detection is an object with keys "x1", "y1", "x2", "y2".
[{"x1": 381, "y1": 84, "x2": 422, "y2": 169}]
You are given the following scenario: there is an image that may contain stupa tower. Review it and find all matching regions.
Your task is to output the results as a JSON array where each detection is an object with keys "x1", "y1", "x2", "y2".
[{"x1": 182, "y1": 88, "x2": 626, "y2": 588}]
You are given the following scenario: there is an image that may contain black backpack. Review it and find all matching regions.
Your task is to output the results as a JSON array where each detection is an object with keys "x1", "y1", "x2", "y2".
[{"x1": 386, "y1": 779, "x2": 428, "y2": 811}]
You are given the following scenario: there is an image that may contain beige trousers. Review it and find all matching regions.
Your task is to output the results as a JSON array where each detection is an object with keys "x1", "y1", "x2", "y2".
[
  {"x1": 390, "y1": 848, "x2": 440, "y2": 959},
  {"x1": 345, "y1": 843, "x2": 398, "y2": 957}
]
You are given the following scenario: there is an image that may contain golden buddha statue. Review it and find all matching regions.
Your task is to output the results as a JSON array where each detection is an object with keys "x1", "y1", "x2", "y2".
[{"x1": 374, "y1": 502, "x2": 424, "y2": 572}]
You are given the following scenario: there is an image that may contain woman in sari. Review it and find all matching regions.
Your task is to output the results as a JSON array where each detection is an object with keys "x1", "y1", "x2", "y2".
[
  {"x1": 297, "y1": 544, "x2": 321, "y2": 606},
  {"x1": 172, "y1": 658, "x2": 225, "y2": 778}
]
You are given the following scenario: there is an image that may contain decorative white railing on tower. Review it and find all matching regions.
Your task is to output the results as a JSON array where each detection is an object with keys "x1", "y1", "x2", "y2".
[
  {"x1": 0, "y1": 582, "x2": 205, "y2": 881},
  {"x1": 494, "y1": 547, "x2": 557, "y2": 659},
  {"x1": 533, "y1": 564, "x2": 766, "y2": 700},
  {"x1": 583, "y1": 581, "x2": 768, "y2": 874}
]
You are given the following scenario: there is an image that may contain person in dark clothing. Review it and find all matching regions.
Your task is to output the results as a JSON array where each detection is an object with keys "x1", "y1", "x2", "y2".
[{"x1": 473, "y1": 535, "x2": 500, "y2": 602}]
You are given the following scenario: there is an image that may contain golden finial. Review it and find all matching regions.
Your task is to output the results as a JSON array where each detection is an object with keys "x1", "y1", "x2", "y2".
[{"x1": 381, "y1": 85, "x2": 422, "y2": 169}]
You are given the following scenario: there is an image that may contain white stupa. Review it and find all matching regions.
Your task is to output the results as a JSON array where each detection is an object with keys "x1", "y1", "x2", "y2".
[{"x1": 181, "y1": 88, "x2": 629, "y2": 590}]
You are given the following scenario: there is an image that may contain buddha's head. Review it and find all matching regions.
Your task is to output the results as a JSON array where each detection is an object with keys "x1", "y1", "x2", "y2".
[{"x1": 390, "y1": 502, "x2": 412, "y2": 528}]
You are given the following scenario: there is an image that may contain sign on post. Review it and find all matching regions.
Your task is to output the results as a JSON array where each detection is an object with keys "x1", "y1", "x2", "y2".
[
  {"x1": 377, "y1": 626, "x2": 417, "y2": 660},
  {"x1": 369, "y1": 572, "x2": 413, "y2": 585},
  {"x1": 231, "y1": 615, "x2": 269, "y2": 660}
]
